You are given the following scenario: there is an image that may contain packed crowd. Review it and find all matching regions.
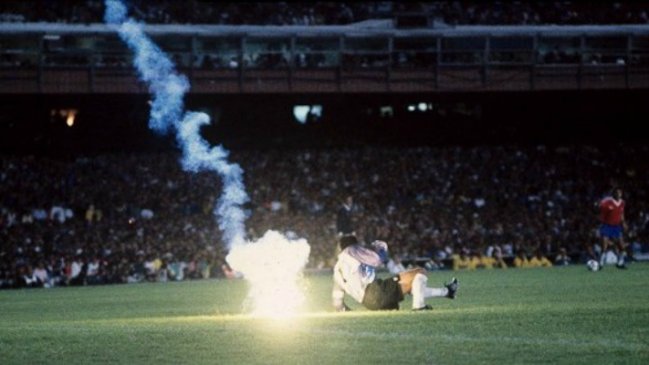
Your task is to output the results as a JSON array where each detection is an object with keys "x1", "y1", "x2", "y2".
[
  {"x1": 0, "y1": 1, "x2": 379, "y2": 26},
  {"x1": 1, "y1": 144, "x2": 649, "y2": 289},
  {"x1": 417, "y1": 1, "x2": 649, "y2": 26},
  {"x1": 1, "y1": 1, "x2": 648, "y2": 25}
]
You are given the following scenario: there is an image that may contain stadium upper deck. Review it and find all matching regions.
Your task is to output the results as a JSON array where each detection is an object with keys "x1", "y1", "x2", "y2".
[{"x1": 1, "y1": 1, "x2": 649, "y2": 93}]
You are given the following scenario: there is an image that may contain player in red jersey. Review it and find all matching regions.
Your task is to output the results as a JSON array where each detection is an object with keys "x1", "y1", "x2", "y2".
[{"x1": 596, "y1": 187, "x2": 628, "y2": 269}]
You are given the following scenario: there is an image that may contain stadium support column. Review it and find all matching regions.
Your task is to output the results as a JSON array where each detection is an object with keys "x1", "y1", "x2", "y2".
[
  {"x1": 337, "y1": 36, "x2": 344, "y2": 92},
  {"x1": 530, "y1": 34, "x2": 538, "y2": 91},
  {"x1": 386, "y1": 36, "x2": 393, "y2": 92},
  {"x1": 238, "y1": 37, "x2": 245, "y2": 93},
  {"x1": 626, "y1": 34, "x2": 631, "y2": 89},
  {"x1": 190, "y1": 35, "x2": 198, "y2": 85},
  {"x1": 435, "y1": 37, "x2": 440, "y2": 90},
  {"x1": 288, "y1": 36, "x2": 295, "y2": 92},
  {"x1": 482, "y1": 36, "x2": 490, "y2": 88},
  {"x1": 37, "y1": 35, "x2": 44, "y2": 93},
  {"x1": 578, "y1": 35, "x2": 585, "y2": 90},
  {"x1": 88, "y1": 48, "x2": 95, "y2": 93}
]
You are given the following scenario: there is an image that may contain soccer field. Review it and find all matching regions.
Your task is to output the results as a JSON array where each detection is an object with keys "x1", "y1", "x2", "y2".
[{"x1": 1, "y1": 264, "x2": 648, "y2": 365}]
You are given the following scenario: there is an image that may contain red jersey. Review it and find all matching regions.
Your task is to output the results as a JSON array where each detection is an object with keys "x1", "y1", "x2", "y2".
[{"x1": 599, "y1": 197, "x2": 625, "y2": 225}]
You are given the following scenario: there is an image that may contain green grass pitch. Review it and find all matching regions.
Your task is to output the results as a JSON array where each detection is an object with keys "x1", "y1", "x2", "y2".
[{"x1": 1, "y1": 264, "x2": 648, "y2": 364}]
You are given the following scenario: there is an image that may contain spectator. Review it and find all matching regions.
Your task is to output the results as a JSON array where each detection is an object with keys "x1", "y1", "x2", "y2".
[
  {"x1": 555, "y1": 247, "x2": 571, "y2": 266},
  {"x1": 529, "y1": 249, "x2": 553, "y2": 267},
  {"x1": 86, "y1": 256, "x2": 102, "y2": 285},
  {"x1": 452, "y1": 248, "x2": 473, "y2": 270},
  {"x1": 336, "y1": 194, "x2": 356, "y2": 237},
  {"x1": 387, "y1": 254, "x2": 406, "y2": 274},
  {"x1": 514, "y1": 250, "x2": 531, "y2": 268},
  {"x1": 32, "y1": 262, "x2": 51, "y2": 288}
]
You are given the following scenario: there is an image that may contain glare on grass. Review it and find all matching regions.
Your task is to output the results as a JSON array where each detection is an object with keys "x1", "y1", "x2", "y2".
[{"x1": 226, "y1": 230, "x2": 311, "y2": 318}]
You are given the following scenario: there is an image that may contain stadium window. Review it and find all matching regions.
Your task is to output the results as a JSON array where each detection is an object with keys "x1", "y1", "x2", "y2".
[
  {"x1": 195, "y1": 37, "x2": 240, "y2": 69},
  {"x1": 393, "y1": 37, "x2": 437, "y2": 69},
  {"x1": 631, "y1": 36, "x2": 649, "y2": 66},
  {"x1": 294, "y1": 37, "x2": 340, "y2": 68},
  {"x1": 584, "y1": 37, "x2": 627, "y2": 64},
  {"x1": 538, "y1": 37, "x2": 580, "y2": 64},
  {"x1": 441, "y1": 37, "x2": 485, "y2": 64},
  {"x1": 244, "y1": 37, "x2": 290, "y2": 69},
  {"x1": 489, "y1": 37, "x2": 534, "y2": 64},
  {"x1": 0, "y1": 35, "x2": 40, "y2": 67}
]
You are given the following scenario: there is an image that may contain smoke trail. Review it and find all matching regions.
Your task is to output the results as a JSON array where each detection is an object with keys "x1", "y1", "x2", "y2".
[
  {"x1": 104, "y1": 1, "x2": 311, "y2": 317},
  {"x1": 104, "y1": 0, "x2": 247, "y2": 248}
]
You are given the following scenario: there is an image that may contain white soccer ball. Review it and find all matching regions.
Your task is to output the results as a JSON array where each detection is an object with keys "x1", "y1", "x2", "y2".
[{"x1": 586, "y1": 259, "x2": 600, "y2": 272}]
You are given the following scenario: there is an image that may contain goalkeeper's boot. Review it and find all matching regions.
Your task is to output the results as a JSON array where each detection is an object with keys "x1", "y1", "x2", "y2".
[
  {"x1": 412, "y1": 305, "x2": 433, "y2": 311},
  {"x1": 445, "y1": 278, "x2": 459, "y2": 299}
]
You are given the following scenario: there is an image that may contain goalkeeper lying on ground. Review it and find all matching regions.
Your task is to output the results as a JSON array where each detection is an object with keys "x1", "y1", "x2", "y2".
[{"x1": 332, "y1": 235, "x2": 458, "y2": 311}]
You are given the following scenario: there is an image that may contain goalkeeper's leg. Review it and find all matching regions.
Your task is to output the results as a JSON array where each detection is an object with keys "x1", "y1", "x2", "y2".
[{"x1": 410, "y1": 273, "x2": 455, "y2": 310}]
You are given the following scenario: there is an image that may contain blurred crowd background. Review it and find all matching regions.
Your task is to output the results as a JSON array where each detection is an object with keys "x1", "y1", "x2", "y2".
[
  {"x1": 2, "y1": 144, "x2": 648, "y2": 288},
  {"x1": 1, "y1": 1, "x2": 649, "y2": 25}
]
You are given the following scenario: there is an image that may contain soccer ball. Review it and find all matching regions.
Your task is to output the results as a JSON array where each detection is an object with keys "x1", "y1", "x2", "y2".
[{"x1": 586, "y1": 259, "x2": 600, "y2": 272}]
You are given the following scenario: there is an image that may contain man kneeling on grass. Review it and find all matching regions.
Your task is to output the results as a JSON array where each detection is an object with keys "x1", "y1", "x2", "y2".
[{"x1": 332, "y1": 235, "x2": 458, "y2": 312}]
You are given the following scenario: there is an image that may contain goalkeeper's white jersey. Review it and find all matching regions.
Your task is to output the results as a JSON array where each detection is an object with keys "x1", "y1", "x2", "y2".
[{"x1": 333, "y1": 246, "x2": 380, "y2": 304}]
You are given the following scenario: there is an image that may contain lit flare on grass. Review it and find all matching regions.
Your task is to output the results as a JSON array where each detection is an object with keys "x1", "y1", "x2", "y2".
[{"x1": 226, "y1": 230, "x2": 310, "y2": 318}]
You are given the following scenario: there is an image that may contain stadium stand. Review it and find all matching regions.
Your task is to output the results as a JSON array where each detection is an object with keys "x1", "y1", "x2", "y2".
[
  {"x1": 3, "y1": 22, "x2": 649, "y2": 94},
  {"x1": 1, "y1": 145, "x2": 648, "y2": 288},
  {"x1": 1, "y1": 2, "x2": 649, "y2": 290}
]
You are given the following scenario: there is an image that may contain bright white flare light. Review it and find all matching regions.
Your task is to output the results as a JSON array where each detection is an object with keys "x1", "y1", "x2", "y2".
[
  {"x1": 65, "y1": 109, "x2": 77, "y2": 127},
  {"x1": 226, "y1": 230, "x2": 310, "y2": 318}
]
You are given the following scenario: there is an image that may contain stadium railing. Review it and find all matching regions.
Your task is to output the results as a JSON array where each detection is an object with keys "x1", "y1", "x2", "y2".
[{"x1": 1, "y1": 23, "x2": 649, "y2": 93}]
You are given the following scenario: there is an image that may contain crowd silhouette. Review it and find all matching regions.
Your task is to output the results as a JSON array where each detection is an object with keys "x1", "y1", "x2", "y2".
[{"x1": 1, "y1": 1, "x2": 649, "y2": 26}]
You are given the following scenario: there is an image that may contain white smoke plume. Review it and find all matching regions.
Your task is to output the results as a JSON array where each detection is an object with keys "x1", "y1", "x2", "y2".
[{"x1": 104, "y1": 0, "x2": 310, "y2": 315}]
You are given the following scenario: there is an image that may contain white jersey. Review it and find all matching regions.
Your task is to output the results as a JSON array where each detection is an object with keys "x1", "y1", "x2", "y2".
[{"x1": 332, "y1": 245, "x2": 382, "y2": 304}]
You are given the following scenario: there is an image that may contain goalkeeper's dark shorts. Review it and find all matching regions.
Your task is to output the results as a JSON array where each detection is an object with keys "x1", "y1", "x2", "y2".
[{"x1": 362, "y1": 276, "x2": 404, "y2": 310}]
